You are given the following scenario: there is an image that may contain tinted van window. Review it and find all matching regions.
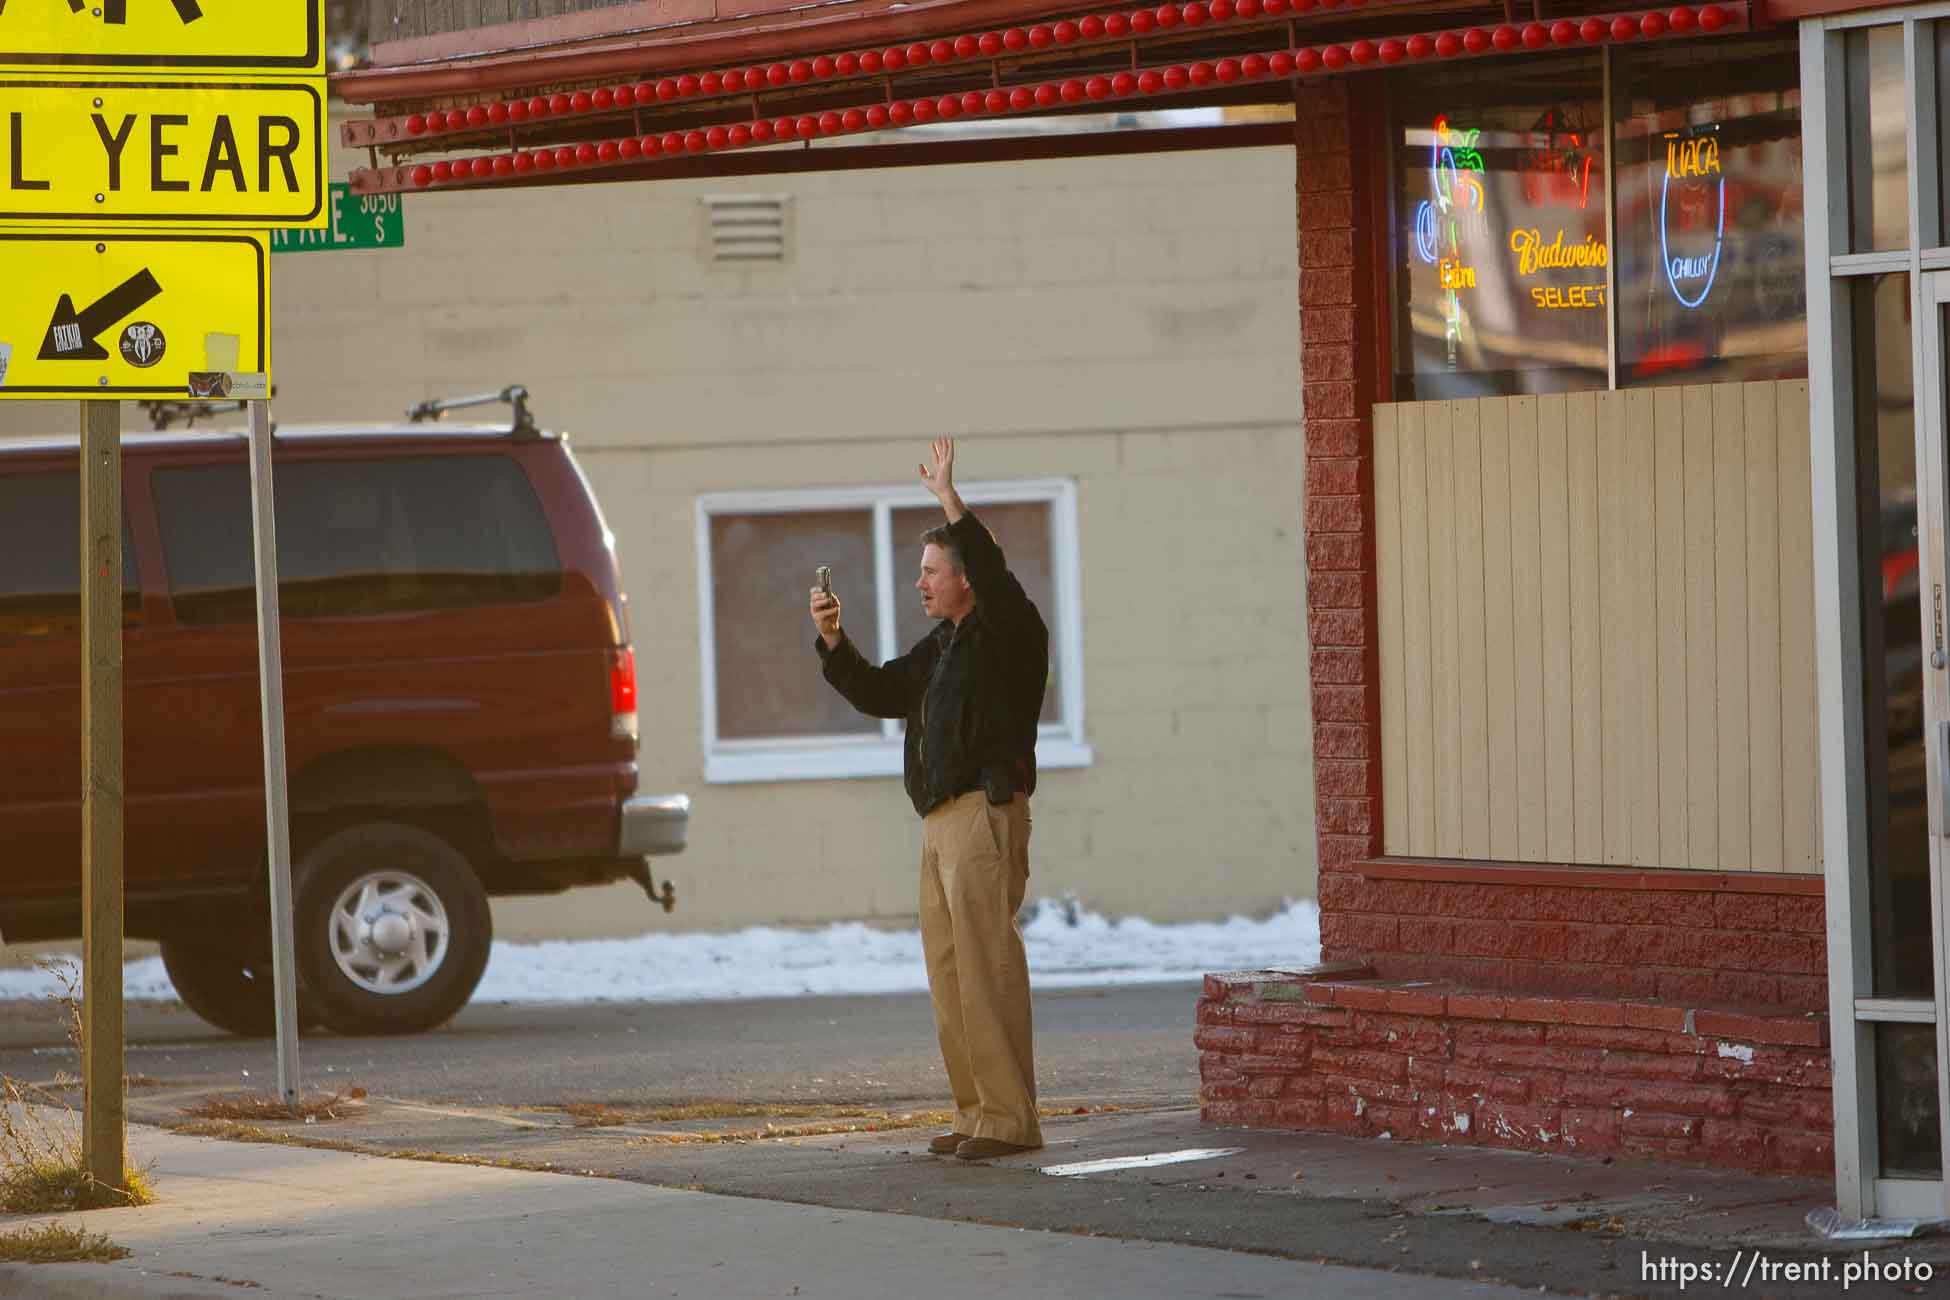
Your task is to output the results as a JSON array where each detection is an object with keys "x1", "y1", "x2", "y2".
[
  {"x1": 0, "y1": 472, "x2": 140, "y2": 638},
  {"x1": 154, "y1": 455, "x2": 561, "y2": 626}
]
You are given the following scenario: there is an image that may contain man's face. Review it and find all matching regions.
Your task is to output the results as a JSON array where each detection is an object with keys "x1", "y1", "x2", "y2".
[{"x1": 917, "y1": 543, "x2": 973, "y2": 623}]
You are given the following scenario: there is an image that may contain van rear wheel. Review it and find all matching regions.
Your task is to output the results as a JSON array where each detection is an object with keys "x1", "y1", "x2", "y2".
[
  {"x1": 294, "y1": 822, "x2": 491, "y2": 1036},
  {"x1": 159, "y1": 940, "x2": 280, "y2": 1038}
]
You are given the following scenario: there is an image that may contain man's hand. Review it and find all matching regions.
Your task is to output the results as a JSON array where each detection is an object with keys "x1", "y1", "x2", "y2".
[
  {"x1": 810, "y1": 586, "x2": 843, "y2": 649},
  {"x1": 919, "y1": 437, "x2": 966, "y2": 523}
]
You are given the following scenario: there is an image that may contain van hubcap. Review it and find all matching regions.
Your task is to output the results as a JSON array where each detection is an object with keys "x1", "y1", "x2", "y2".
[{"x1": 328, "y1": 870, "x2": 450, "y2": 996}]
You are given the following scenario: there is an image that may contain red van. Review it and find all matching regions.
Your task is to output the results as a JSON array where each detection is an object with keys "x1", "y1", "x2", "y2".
[{"x1": 0, "y1": 409, "x2": 689, "y2": 1036}]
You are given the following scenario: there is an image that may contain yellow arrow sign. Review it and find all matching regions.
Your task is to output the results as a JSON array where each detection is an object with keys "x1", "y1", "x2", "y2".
[
  {"x1": 0, "y1": 228, "x2": 268, "y2": 398},
  {"x1": 1, "y1": 77, "x2": 324, "y2": 226},
  {"x1": 0, "y1": 0, "x2": 322, "y2": 75}
]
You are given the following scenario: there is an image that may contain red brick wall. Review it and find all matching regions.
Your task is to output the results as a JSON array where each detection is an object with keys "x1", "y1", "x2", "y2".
[
  {"x1": 1198, "y1": 972, "x2": 1834, "y2": 1176},
  {"x1": 1322, "y1": 862, "x2": 1829, "y2": 1011},
  {"x1": 1297, "y1": 78, "x2": 1387, "y2": 878}
]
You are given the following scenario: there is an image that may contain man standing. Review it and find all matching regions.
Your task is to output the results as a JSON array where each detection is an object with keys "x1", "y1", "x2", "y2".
[{"x1": 809, "y1": 438, "x2": 1048, "y2": 1160}]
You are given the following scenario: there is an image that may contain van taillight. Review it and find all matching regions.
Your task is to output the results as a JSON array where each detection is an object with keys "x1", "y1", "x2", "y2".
[{"x1": 610, "y1": 647, "x2": 638, "y2": 743}]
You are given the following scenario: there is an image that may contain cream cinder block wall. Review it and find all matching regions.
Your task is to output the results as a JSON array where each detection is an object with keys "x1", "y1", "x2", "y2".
[{"x1": 0, "y1": 134, "x2": 1316, "y2": 937}]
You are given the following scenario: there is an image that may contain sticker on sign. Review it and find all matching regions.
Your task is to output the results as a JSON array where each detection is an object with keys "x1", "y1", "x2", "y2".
[
  {"x1": 0, "y1": 0, "x2": 323, "y2": 74},
  {"x1": 1, "y1": 77, "x2": 325, "y2": 226}
]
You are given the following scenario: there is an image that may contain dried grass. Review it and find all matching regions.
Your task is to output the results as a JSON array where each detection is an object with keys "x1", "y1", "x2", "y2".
[{"x1": 0, "y1": 1222, "x2": 129, "y2": 1264}]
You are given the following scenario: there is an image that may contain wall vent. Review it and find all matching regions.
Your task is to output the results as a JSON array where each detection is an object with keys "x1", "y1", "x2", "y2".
[{"x1": 704, "y1": 195, "x2": 789, "y2": 264}]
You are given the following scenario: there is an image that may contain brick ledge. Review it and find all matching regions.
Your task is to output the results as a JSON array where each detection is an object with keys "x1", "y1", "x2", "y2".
[{"x1": 1353, "y1": 857, "x2": 1825, "y2": 896}]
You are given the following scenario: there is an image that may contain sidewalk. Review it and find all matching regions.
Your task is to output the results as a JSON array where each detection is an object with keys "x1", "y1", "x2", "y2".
[{"x1": 0, "y1": 1123, "x2": 1553, "y2": 1300}]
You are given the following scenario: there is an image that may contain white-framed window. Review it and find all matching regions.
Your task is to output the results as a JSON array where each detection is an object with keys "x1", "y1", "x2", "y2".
[{"x1": 695, "y1": 479, "x2": 1092, "y2": 784}]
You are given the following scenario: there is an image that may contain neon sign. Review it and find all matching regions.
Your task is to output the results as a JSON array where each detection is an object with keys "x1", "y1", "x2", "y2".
[
  {"x1": 1530, "y1": 284, "x2": 1606, "y2": 310},
  {"x1": 1440, "y1": 259, "x2": 1477, "y2": 289},
  {"x1": 1520, "y1": 109, "x2": 1597, "y2": 211},
  {"x1": 1660, "y1": 127, "x2": 1725, "y2": 310},
  {"x1": 1508, "y1": 228, "x2": 1609, "y2": 276},
  {"x1": 1427, "y1": 116, "x2": 1486, "y2": 365}
]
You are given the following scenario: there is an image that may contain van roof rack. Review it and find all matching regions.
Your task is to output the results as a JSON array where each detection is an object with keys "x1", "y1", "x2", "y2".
[{"x1": 405, "y1": 385, "x2": 538, "y2": 440}]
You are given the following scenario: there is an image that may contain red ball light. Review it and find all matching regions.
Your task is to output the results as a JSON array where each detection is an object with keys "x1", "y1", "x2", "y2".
[
  {"x1": 979, "y1": 31, "x2": 1003, "y2": 53},
  {"x1": 842, "y1": 108, "x2": 866, "y2": 131},
  {"x1": 1322, "y1": 44, "x2": 1349, "y2": 69},
  {"x1": 1160, "y1": 64, "x2": 1188, "y2": 89},
  {"x1": 1035, "y1": 82, "x2": 1061, "y2": 106},
  {"x1": 955, "y1": 34, "x2": 980, "y2": 56},
  {"x1": 912, "y1": 98, "x2": 937, "y2": 122},
  {"x1": 1263, "y1": 0, "x2": 1290, "y2": 12},
  {"x1": 640, "y1": 134, "x2": 662, "y2": 156},
  {"x1": 1549, "y1": 19, "x2": 1577, "y2": 44},
  {"x1": 1183, "y1": 2, "x2": 1210, "y2": 26},
  {"x1": 1152, "y1": 5, "x2": 1178, "y2": 28},
  {"x1": 663, "y1": 131, "x2": 685, "y2": 153},
  {"x1": 906, "y1": 42, "x2": 930, "y2": 65},
  {"x1": 936, "y1": 95, "x2": 961, "y2": 118},
  {"x1": 832, "y1": 53, "x2": 856, "y2": 74},
  {"x1": 818, "y1": 111, "x2": 842, "y2": 134},
  {"x1": 1668, "y1": 6, "x2": 1698, "y2": 31},
  {"x1": 1111, "y1": 71, "x2": 1137, "y2": 94},
  {"x1": 1377, "y1": 39, "x2": 1404, "y2": 64},
  {"x1": 1029, "y1": 24, "x2": 1054, "y2": 46},
  {"x1": 1698, "y1": 3, "x2": 1727, "y2": 29},
  {"x1": 1640, "y1": 10, "x2": 1668, "y2": 36},
  {"x1": 619, "y1": 138, "x2": 641, "y2": 160},
  {"x1": 931, "y1": 39, "x2": 955, "y2": 61},
  {"x1": 509, "y1": 100, "x2": 531, "y2": 122},
  {"x1": 1521, "y1": 22, "x2": 1548, "y2": 47},
  {"x1": 555, "y1": 146, "x2": 577, "y2": 167},
  {"x1": 1269, "y1": 51, "x2": 1295, "y2": 74},
  {"x1": 492, "y1": 154, "x2": 514, "y2": 176},
  {"x1": 513, "y1": 152, "x2": 535, "y2": 173},
  {"x1": 772, "y1": 118, "x2": 795, "y2": 139},
  {"x1": 467, "y1": 157, "x2": 492, "y2": 178},
  {"x1": 1611, "y1": 15, "x2": 1638, "y2": 39},
  {"x1": 464, "y1": 105, "x2": 487, "y2": 127},
  {"x1": 1082, "y1": 75, "x2": 1110, "y2": 98},
  {"x1": 960, "y1": 90, "x2": 983, "y2": 114},
  {"x1": 1237, "y1": 0, "x2": 1261, "y2": 13},
  {"x1": 981, "y1": 89, "x2": 1005, "y2": 112},
  {"x1": 1462, "y1": 27, "x2": 1490, "y2": 53},
  {"x1": 1406, "y1": 34, "x2": 1434, "y2": 58},
  {"x1": 889, "y1": 102, "x2": 913, "y2": 124},
  {"x1": 1080, "y1": 16, "x2": 1106, "y2": 38},
  {"x1": 814, "y1": 55, "x2": 838, "y2": 76},
  {"x1": 635, "y1": 82, "x2": 656, "y2": 103},
  {"x1": 1010, "y1": 86, "x2": 1035, "y2": 109},
  {"x1": 532, "y1": 150, "x2": 554, "y2": 171},
  {"x1": 730, "y1": 123, "x2": 753, "y2": 145},
  {"x1": 751, "y1": 121, "x2": 774, "y2": 142},
  {"x1": 1348, "y1": 40, "x2": 1375, "y2": 64},
  {"x1": 1294, "y1": 47, "x2": 1321, "y2": 72},
  {"x1": 1580, "y1": 17, "x2": 1607, "y2": 40},
  {"x1": 1188, "y1": 61, "x2": 1215, "y2": 84},
  {"x1": 445, "y1": 109, "x2": 469, "y2": 130},
  {"x1": 704, "y1": 126, "x2": 727, "y2": 148},
  {"x1": 883, "y1": 47, "x2": 907, "y2": 69},
  {"x1": 859, "y1": 50, "x2": 883, "y2": 72},
  {"x1": 677, "y1": 75, "x2": 699, "y2": 95},
  {"x1": 1003, "y1": 27, "x2": 1028, "y2": 49},
  {"x1": 704, "y1": 72, "x2": 726, "y2": 94},
  {"x1": 1060, "y1": 78, "x2": 1087, "y2": 102},
  {"x1": 1128, "y1": 10, "x2": 1154, "y2": 33},
  {"x1": 655, "y1": 80, "x2": 678, "y2": 101},
  {"x1": 434, "y1": 160, "x2": 458, "y2": 181},
  {"x1": 570, "y1": 90, "x2": 593, "y2": 112},
  {"x1": 790, "y1": 60, "x2": 813, "y2": 82},
  {"x1": 1216, "y1": 57, "x2": 1243, "y2": 79},
  {"x1": 406, "y1": 113, "x2": 427, "y2": 134},
  {"x1": 592, "y1": 88, "x2": 614, "y2": 110},
  {"x1": 593, "y1": 140, "x2": 616, "y2": 162},
  {"x1": 1491, "y1": 25, "x2": 1519, "y2": 50},
  {"x1": 864, "y1": 106, "x2": 887, "y2": 128},
  {"x1": 488, "y1": 103, "x2": 512, "y2": 125},
  {"x1": 411, "y1": 164, "x2": 432, "y2": 186},
  {"x1": 677, "y1": 131, "x2": 702, "y2": 152},
  {"x1": 1138, "y1": 69, "x2": 1164, "y2": 92},
  {"x1": 575, "y1": 142, "x2": 597, "y2": 164},
  {"x1": 1210, "y1": 0, "x2": 1234, "y2": 16}
]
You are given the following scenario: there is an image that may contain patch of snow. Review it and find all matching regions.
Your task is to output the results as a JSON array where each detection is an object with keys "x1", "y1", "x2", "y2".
[
  {"x1": 0, "y1": 896, "x2": 1321, "y2": 1007},
  {"x1": 1716, "y1": 1042, "x2": 1756, "y2": 1064},
  {"x1": 1453, "y1": 1113, "x2": 1470, "y2": 1133}
]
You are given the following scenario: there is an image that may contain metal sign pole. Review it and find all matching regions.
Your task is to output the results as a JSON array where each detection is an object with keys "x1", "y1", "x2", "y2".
[
  {"x1": 78, "y1": 398, "x2": 125, "y2": 1196},
  {"x1": 246, "y1": 398, "x2": 300, "y2": 1104}
]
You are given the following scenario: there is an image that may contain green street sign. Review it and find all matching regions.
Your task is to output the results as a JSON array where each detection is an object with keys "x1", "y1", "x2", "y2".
[{"x1": 272, "y1": 184, "x2": 403, "y2": 254}]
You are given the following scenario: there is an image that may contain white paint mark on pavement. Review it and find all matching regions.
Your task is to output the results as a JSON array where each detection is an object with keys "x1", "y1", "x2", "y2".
[{"x1": 1042, "y1": 1147, "x2": 1245, "y2": 1177}]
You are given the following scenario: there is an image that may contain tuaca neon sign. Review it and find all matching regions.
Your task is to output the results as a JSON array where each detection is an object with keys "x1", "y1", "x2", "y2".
[{"x1": 1660, "y1": 126, "x2": 1725, "y2": 310}]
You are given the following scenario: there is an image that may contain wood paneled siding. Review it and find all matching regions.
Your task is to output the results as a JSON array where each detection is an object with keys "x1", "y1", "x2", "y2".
[{"x1": 1373, "y1": 381, "x2": 1821, "y2": 874}]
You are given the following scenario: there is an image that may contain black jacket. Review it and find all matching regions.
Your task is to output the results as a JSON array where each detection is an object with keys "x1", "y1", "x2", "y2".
[{"x1": 816, "y1": 510, "x2": 1049, "y2": 817}]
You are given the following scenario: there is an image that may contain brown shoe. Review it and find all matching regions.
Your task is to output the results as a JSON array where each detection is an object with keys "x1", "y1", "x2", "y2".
[
  {"x1": 927, "y1": 1132, "x2": 968, "y2": 1155},
  {"x1": 954, "y1": 1137, "x2": 1037, "y2": 1161}
]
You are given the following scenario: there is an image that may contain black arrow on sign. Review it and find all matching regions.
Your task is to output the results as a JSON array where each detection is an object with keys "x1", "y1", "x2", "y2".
[
  {"x1": 99, "y1": 0, "x2": 203, "y2": 24},
  {"x1": 39, "y1": 268, "x2": 163, "y2": 361}
]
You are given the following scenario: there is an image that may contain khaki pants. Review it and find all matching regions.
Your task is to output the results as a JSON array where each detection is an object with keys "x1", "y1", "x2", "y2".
[{"x1": 919, "y1": 790, "x2": 1041, "y2": 1147}]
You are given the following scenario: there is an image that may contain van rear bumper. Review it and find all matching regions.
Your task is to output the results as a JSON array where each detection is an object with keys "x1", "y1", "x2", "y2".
[{"x1": 619, "y1": 792, "x2": 691, "y2": 857}]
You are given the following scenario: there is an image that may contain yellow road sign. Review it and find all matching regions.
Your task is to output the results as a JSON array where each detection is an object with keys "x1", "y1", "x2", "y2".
[
  {"x1": 0, "y1": 1, "x2": 322, "y2": 75},
  {"x1": 1, "y1": 77, "x2": 325, "y2": 226},
  {"x1": 0, "y1": 228, "x2": 268, "y2": 398}
]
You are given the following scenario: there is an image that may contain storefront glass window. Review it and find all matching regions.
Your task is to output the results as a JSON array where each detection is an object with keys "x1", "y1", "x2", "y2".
[
  {"x1": 1847, "y1": 25, "x2": 1910, "y2": 253},
  {"x1": 1849, "y1": 272, "x2": 1931, "y2": 1000},
  {"x1": 1876, "y1": 1023, "x2": 1943, "y2": 1178},
  {"x1": 1614, "y1": 38, "x2": 1806, "y2": 386},
  {"x1": 1392, "y1": 56, "x2": 1608, "y2": 399}
]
